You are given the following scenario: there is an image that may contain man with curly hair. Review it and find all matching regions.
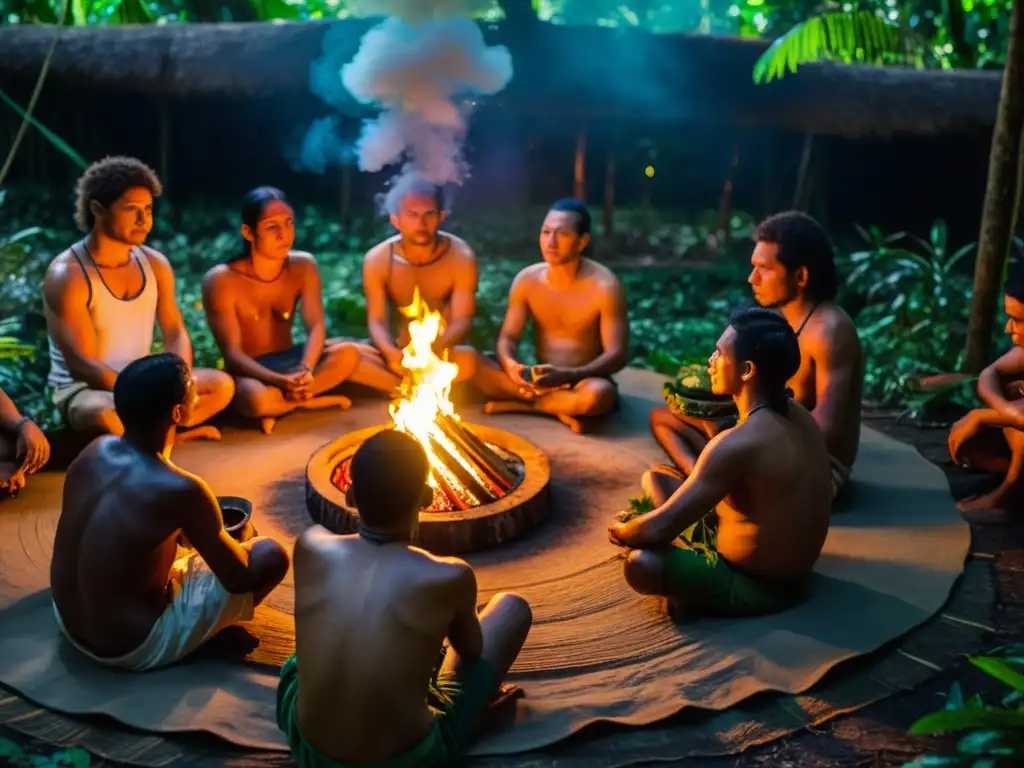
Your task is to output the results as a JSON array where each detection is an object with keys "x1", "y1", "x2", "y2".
[{"x1": 43, "y1": 156, "x2": 234, "y2": 440}]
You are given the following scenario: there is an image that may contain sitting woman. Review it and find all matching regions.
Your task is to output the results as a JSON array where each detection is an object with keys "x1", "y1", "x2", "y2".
[
  {"x1": 609, "y1": 308, "x2": 832, "y2": 617},
  {"x1": 202, "y1": 187, "x2": 366, "y2": 434}
]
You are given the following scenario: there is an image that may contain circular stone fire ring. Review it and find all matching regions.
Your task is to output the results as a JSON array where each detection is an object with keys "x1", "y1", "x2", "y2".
[{"x1": 305, "y1": 422, "x2": 551, "y2": 555}]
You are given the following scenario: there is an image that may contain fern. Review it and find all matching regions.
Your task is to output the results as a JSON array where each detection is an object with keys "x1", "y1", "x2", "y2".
[{"x1": 753, "y1": 11, "x2": 926, "y2": 84}]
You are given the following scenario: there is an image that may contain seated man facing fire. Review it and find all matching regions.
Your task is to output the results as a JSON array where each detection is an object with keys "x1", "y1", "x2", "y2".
[
  {"x1": 44, "y1": 156, "x2": 234, "y2": 441},
  {"x1": 50, "y1": 353, "x2": 289, "y2": 671},
  {"x1": 1, "y1": 387, "x2": 50, "y2": 497},
  {"x1": 357, "y1": 174, "x2": 511, "y2": 396},
  {"x1": 203, "y1": 187, "x2": 395, "y2": 435},
  {"x1": 609, "y1": 308, "x2": 831, "y2": 617},
  {"x1": 282, "y1": 428, "x2": 532, "y2": 768},
  {"x1": 480, "y1": 199, "x2": 629, "y2": 433},
  {"x1": 650, "y1": 211, "x2": 862, "y2": 498},
  {"x1": 948, "y1": 268, "x2": 1024, "y2": 524}
]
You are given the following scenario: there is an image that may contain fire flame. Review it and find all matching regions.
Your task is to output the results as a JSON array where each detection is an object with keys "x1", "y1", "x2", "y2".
[{"x1": 389, "y1": 288, "x2": 490, "y2": 506}]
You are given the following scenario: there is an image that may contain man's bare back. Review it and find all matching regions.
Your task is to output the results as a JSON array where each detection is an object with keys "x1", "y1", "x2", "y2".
[
  {"x1": 787, "y1": 302, "x2": 863, "y2": 470},
  {"x1": 363, "y1": 232, "x2": 477, "y2": 348},
  {"x1": 50, "y1": 436, "x2": 193, "y2": 656},
  {"x1": 513, "y1": 258, "x2": 621, "y2": 368},
  {"x1": 709, "y1": 402, "x2": 831, "y2": 578},
  {"x1": 203, "y1": 252, "x2": 316, "y2": 359},
  {"x1": 293, "y1": 528, "x2": 471, "y2": 762}
]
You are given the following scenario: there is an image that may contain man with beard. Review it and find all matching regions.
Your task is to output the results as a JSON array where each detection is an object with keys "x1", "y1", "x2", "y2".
[
  {"x1": 948, "y1": 268, "x2": 1024, "y2": 523},
  {"x1": 357, "y1": 174, "x2": 512, "y2": 395},
  {"x1": 650, "y1": 211, "x2": 862, "y2": 500},
  {"x1": 479, "y1": 199, "x2": 629, "y2": 433},
  {"x1": 203, "y1": 187, "x2": 395, "y2": 434},
  {"x1": 50, "y1": 353, "x2": 289, "y2": 670},
  {"x1": 43, "y1": 156, "x2": 234, "y2": 440},
  {"x1": 610, "y1": 308, "x2": 831, "y2": 618}
]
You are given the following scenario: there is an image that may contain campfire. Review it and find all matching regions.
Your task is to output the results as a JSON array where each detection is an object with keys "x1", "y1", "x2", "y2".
[{"x1": 332, "y1": 289, "x2": 524, "y2": 512}]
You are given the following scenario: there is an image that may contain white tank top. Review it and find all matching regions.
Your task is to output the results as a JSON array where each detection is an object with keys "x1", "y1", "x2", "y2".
[{"x1": 48, "y1": 242, "x2": 159, "y2": 390}]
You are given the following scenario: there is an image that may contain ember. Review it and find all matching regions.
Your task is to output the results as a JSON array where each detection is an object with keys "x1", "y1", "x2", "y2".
[{"x1": 330, "y1": 288, "x2": 523, "y2": 512}]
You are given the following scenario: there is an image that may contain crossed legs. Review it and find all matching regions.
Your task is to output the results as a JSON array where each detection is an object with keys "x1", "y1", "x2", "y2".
[{"x1": 953, "y1": 421, "x2": 1024, "y2": 522}]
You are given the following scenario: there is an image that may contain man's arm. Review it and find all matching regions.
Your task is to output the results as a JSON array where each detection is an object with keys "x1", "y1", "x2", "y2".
[
  {"x1": 296, "y1": 256, "x2": 327, "y2": 372},
  {"x1": 977, "y1": 346, "x2": 1024, "y2": 419},
  {"x1": 495, "y1": 271, "x2": 532, "y2": 376},
  {"x1": 435, "y1": 249, "x2": 478, "y2": 351},
  {"x1": 444, "y1": 562, "x2": 484, "y2": 662},
  {"x1": 146, "y1": 249, "x2": 193, "y2": 367},
  {"x1": 610, "y1": 432, "x2": 746, "y2": 548},
  {"x1": 201, "y1": 270, "x2": 284, "y2": 386},
  {"x1": 43, "y1": 259, "x2": 120, "y2": 391},
  {"x1": 363, "y1": 247, "x2": 402, "y2": 368},
  {"x1": 568, "y1": 277, "x2": 629, "y2": 380},
  {"x1": 177, "y1": 479, "x2": 261, "y2": 595},
  {"x1": 810, "y1": 321, "x2": 860, "y2": 457}
]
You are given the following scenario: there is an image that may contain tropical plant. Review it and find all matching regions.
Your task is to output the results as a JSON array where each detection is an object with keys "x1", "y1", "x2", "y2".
[
  {"x1": 0, "y1": 738, "x2": 91, "y2": 768},
  {"x1": 903, "y1": 643, "x2": 1024, "y2": 767},
  {"x1": 842, "y1": 220, "x2": 980, "y2": 412}
]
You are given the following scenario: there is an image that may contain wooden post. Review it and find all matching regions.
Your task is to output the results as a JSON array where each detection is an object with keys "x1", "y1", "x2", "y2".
[
  {"x1": 793, "y1": 134, "x2": 815, "y2": 210},
  {"x1": 715, "y1": 144, "x2": 740, "y2": 245},
  {"x1": 963, "y1": 0, "x2": 1024, "y2": 373},
  {"x1": 573, "y1": 129, "x2": 586, "y2": 201},
  {"x1": 603, "y1": 151, "x2": 615, "y2": 237},
  {"x1": 158, "y1": 95, "x2": 170, "y2": 191}
]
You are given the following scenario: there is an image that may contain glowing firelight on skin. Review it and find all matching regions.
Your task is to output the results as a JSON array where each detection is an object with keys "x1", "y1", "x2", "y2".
[{"x1": 389, "y1": 287, "x2": 492, "y2": 506}]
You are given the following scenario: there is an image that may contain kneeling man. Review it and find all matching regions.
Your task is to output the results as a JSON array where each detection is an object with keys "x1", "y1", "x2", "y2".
[
  {"x1": 50, "y1": 353, "x2": 289, "y2": 670},
  {"x1": 609, "y1": 308, "x2": 831, "y2": 617},
  {"x1": 44, "y1": 156, "x2": 234, "y2": 440},
  {"x1": 282, "y1": 429, "x2": 532, "y2": 767},
  {"x1": 204, "y1": 187, "x2": 383, "y2": 434},
  {"x1": 481, "y1": 199, "x2": 628, "y2": 433},
  {"x1": 948, "y1": 269, "x2": 1024, "y2": 524}
]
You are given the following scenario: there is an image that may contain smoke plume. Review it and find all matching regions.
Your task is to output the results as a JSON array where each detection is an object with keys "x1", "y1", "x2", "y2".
[{"x1": 298, "y1": 0, "x2": 513, "y2": 196}]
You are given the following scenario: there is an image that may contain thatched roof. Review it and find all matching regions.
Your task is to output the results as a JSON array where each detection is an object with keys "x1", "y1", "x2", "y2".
[{"x1": 0, "y1": 19, "x2": 1002, "y2": 138}]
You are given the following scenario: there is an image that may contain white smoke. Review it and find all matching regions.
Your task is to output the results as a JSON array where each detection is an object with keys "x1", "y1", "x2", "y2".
[{"x1": 339, "y1": 1, "x2": 513, "y2": 189}]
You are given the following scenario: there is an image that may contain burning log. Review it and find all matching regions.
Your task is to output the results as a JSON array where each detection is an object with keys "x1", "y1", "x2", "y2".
[
  {"x1": 435, "y1": 413, "x2": 517, "y2": 491},
  {"x1": 426, "y1": 433, "x2": 497, "y2": 507}
]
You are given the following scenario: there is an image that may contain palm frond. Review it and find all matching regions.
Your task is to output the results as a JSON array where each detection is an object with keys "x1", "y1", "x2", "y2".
[{"x1": 753, "y1": 11, "x2": 925, "y2": 84}]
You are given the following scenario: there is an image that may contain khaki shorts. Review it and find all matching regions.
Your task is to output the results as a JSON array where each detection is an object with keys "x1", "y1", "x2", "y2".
[{"x1": 52, "y1": 383, "x2": 112, "y2": 431}]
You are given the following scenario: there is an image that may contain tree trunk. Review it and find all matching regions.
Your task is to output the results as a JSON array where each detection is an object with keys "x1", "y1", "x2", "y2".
[
  {"x1": 603, "y1": 151, "x2": 615, "y2": 237},
  {"x1": 963, "y1": 0, "x2": 1024, "y2": 373},
  {"x1": 573, "y1": 130, "x2": 587, "y2": 201}
]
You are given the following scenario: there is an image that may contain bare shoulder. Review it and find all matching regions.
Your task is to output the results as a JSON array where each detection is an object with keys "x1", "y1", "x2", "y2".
[
  {"x1": 513, "y1": 262, "x2": 545, "y2": 287},
  {"x1": 202, "y1": 263, "x2": 234, "y2": 290},
  {"x1": 363, "y1": 238, "x2": 395, "y2": 271},
  {"x1": 992, "y1": 345, "x2": 1024, "y2": 373},
  {"x1": 413, "y1": 549, "x2": 476, "y2": 588},
  {"x1": 295, "y1": 524, "x2": 344, "y2": 558},
  {"x1": 138, "y1": 245, "x2": 173, "y2": 275},
  {"x1": 581, "y1": 258, "x2": 622, "y2": 287},
  {"x1": 289, "y1": 250, "x2": 318, "y2": 267},
  {"x1": 807, "y1": 303, "x2": 860, "y2": 357},
  {"x1": 442, "y1": 232, "x2": 477, "y2": 263},
  {"x1": 44, "y1": 248, "x2": 86, "y2": 293}
]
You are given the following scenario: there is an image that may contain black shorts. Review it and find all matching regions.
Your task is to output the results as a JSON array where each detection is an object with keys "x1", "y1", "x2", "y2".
[{"x1": 255, "y1": 345, "x2": 306, "y2": 374}]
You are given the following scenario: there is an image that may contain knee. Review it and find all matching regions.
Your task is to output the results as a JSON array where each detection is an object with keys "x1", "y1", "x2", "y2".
[
  {"x1": 233, "y1": 381, "x2": 275, "y2": 418},
  {"x1": 623, "y1": 549, "x2": 665, "y2": 596},
  {"x1": 574, "y1": 380, "x2": 616, "y2": 416},
  {"x1": 324, "y1": 343, "x2": 360, "y2": 372},
  {"x1": 490, "y1": 591, "x2": 533, "y2": 629},
  {"x1": 250, "y1": 537, "x2": 291, "y2": 584},
  {"x1": 211, "y1": 370, "x2": 236, "y2": 404},
  {"x1": 649, "y1": 406, "x2": 674, "y2": 432},
  {"x1": 452, "y1": 347, "x2": 477, "y2": 381},
  {"x1": 72, "y1": 404, "x2": 121, "y2": 435}
]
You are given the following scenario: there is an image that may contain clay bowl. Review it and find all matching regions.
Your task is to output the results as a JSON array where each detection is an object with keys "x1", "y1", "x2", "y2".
[{"x1": 219, "y1": 496, "x2": 257, "y2": 542}]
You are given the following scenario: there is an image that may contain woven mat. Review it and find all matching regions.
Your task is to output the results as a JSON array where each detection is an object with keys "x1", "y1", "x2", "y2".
[{"x1": 0, "y1": 369, "x2": 975, "y2": 763}]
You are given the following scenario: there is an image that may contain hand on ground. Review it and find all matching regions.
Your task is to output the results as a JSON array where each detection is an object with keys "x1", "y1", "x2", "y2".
[
  {"x1": 16, "y1": 419, "x2": 49, "y2": 475},
  {"x1": 1, "y1": 467, "x2": 26, "y2": 496},
  {"x1": 948, "y1": 412, "x2": 980, "y2": 465}
]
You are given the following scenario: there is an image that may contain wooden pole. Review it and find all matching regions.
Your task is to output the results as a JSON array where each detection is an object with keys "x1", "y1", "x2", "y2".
[
  {"x1": 963, "y1": 0, "x2": 1024, "y2": 373},
  {"x1": 603, "y1": 150, "x2": 616, "y2": 237},
  {"x1": 573, "y1": 129, "x2": 586, "y2": 201}
]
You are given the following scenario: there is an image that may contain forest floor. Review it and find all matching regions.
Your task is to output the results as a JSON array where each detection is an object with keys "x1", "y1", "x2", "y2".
[{"x1": 0, "y1": 407, "x2": 1021, "y2": 767}]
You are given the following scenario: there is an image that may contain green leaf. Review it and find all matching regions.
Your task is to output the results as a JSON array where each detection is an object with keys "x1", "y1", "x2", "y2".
[
  {"x1": 0, "y1": 89, "x2": 88, "y2": 171},
  {"x1": 970, "y1": 656, "x2": 1024, "y2": 693},
  {"x1": 947, "y1": 680, "x2": 965, "y2": 710},
  {"x1": 908, "y1": 706, "x2": 1024, "y2": 736},
  {"x1": 50, "y1": 747, "x2": 91, "y2": 767},
  {"x1": 0, "y1": 738, "x2": 27, "y2": 758},
  {"x1": 117, "y1": 0, "x2": 155, "y2": 24},
  {"x1": 753, "y1": 12, "x2": 925, "y2": 84}
]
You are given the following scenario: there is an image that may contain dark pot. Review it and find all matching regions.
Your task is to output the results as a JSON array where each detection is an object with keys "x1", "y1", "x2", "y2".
[{"x1": 219, "y1": 496, "x2": 258, "y2": 542}]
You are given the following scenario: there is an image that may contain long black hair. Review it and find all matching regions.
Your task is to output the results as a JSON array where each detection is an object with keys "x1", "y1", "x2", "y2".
[{"x1": 230, "y1": 186, "x2": 290, "y2": 262}]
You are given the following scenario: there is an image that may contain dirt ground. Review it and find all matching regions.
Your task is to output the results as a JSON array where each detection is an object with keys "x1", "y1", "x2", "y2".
[{"x1": 2, "y1": 408, "x2": 1022, "y2": 768}]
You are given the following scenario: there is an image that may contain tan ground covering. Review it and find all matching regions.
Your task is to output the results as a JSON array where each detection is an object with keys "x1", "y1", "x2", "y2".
[{"x1": 0, "y1": 369, "x2": 970, "y2": 757}]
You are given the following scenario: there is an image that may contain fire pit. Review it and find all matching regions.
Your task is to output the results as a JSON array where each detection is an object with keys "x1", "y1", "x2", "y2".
[{"x1": 305, "y1": 289, "x2": 551, "y2": 554}]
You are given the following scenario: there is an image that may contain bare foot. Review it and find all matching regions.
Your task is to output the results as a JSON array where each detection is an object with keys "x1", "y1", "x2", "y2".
[
  {"x1": 556, "y1": 414, "x2": 585, "y2": 434},
  {"x1": 487, "y1": 683, "x2": 523, "y2": 712},
  {"x1": 297, "y1": 395, "x2": 352, "y2": 411},
  {"x1": 483, "y1": 400, "x2": 535, "y2": 416},
  {"x1": 261, "y1": 417, "x2": 276, "y2": 435},
  {"x1": 957, "y1": 491, "x2": 1018, "y2": 524},
  {"x1": 176, "y1": 425, "x2": 222, "y2": 443}
]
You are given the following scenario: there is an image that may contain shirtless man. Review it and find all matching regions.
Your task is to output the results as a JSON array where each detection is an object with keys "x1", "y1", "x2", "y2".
[
  {"x1": 204, "y1": 187, "x2": 395, "y2": 434},
  {"x1": 44, "y1": 156, "x2": 234, "y2": 440},
  {"x1": 948, "y1": 270, "x2": 1024, "y2": 524},
  {"x1": 480, "y1": 199, "x2": 629, "y2": 433},
  {"x1": 651, "y1": 211, "x2": 862, "y2": 499},
  {"x1": 0, "y1": 387, "x2": 50, "y2": 496},
  {"x1": 609, "y1": 308, "x2": 831, "y2": 617},
  {"x1": 50, "y1": 353, "x2": 289, "y2": 670},
  {"x1": 281, "y1": 428, "x2": 532, "y2": 767},
  {"x1": 359, "y1": 174, "x2": 506, "y2": 393}
]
